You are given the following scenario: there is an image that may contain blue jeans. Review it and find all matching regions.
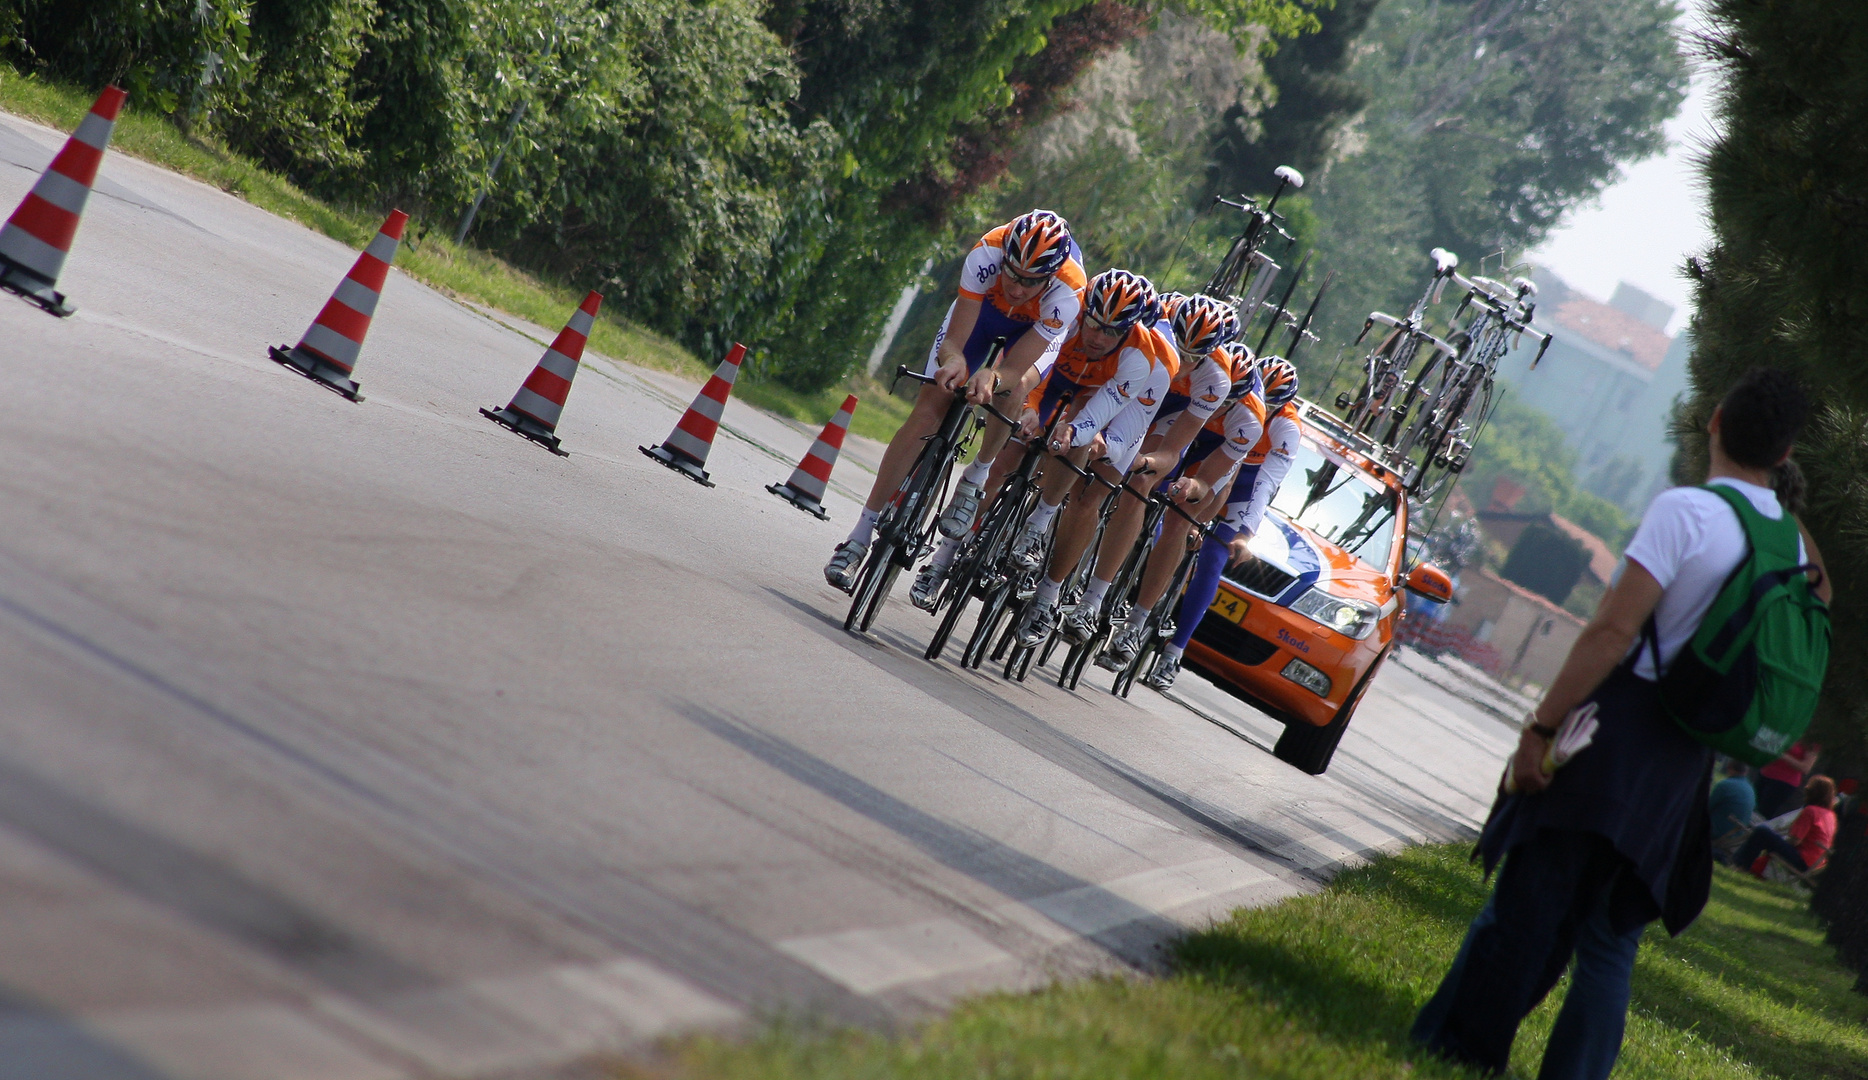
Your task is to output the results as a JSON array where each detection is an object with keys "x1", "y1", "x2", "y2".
[
  {"x1": 1732, "y1": 825, "x2": 1807, "y2": 873},
  {"x1": 1412, "y1": 830, "x2": 1647, "y2": 1079}
]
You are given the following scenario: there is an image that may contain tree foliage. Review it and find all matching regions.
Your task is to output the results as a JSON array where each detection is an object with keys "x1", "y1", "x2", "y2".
[{"x1": 1676, "y1": 0, "x2": 1868, "y2": 761}]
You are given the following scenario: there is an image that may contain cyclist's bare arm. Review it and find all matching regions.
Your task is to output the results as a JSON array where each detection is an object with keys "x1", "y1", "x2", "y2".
[
  {"x1": 968, "y1": 324, "x2": 1053, "y2": 404},
  {"x1": 935, "y1": 296, "x2": 985, "y2": 390}
]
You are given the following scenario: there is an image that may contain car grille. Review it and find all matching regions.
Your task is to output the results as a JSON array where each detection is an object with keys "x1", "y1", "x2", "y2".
[
  {"x1": 1192, "y1": 616, "x2": 1280, "y2": 666},
  {"x1": 1224, "y1": 558, "x2": 1297, "y2": 599}
]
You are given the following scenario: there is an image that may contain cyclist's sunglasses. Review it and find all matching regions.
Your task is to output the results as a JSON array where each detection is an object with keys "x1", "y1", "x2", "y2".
[
  {"x1": 1083, "y1": 314, "x2": 1129, "y2": 338},
  {"x1": 1001, "y1": 265, "x2": 1054, "y2": 288}
]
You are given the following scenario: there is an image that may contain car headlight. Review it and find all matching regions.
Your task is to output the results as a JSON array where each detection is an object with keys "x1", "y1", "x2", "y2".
[{"x1": 1289, "y1": 588, "x2": 1380, "y2": 639}]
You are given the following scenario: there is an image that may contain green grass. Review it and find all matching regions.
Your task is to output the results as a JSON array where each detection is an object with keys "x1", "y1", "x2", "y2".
[
  {"x1": 651, "y1": 845, "x2": 1868, "y2": 1080},
  {"x1": 0, "y1": 68, "x2": 912, "y2": 442}
]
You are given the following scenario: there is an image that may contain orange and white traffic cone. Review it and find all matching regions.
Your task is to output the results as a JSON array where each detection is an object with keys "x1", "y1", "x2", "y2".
[
  {"x1": 0, "y1": 85, "x2": 126, "y2": 317},
  {"x1": 480, "y1": 290, "x2": 601, "y2": 456},
  {"x1": 269, "y1": 209, "x2": 407, "y2": 401},
  {"x1": 639, "y1": 342, "x2": 745, "y2": 487},
  {"x1": 768, "y1": 395, "x2": 857, "y2": 520}
]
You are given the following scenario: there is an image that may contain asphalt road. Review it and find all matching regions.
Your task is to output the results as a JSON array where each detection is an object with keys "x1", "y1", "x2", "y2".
[{"x1": 0, "y1": 109, "x2": 1520, "y2": 1080}]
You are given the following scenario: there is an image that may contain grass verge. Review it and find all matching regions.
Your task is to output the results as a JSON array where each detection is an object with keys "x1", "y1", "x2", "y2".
[
  {"x1": 653, "y1": 844, "x2": 1868, "y2": 1079},
  {"x1": 0, "y1": 69, "x2": 913, "y2": 443}
]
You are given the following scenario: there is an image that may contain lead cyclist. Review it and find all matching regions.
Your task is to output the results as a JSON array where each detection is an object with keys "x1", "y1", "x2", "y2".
[{"x1": 825, "y1": 210, "x2": 1087, "y2": 592}]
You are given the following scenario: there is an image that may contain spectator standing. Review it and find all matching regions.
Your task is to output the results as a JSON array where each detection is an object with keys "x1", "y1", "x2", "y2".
[
  {"x1": 1756, "y1": 740, "x2": 1821, "y2": 818},
  {"x1": 1411, "y1": 368, "x2": 1827, "y2": 1080},
  {"x1": 1709, "y1": 759, "x2": 1757, "y2": 843},
  {"x1": 1735, "y1": 775, "x2": 1838, "y2": 876}
]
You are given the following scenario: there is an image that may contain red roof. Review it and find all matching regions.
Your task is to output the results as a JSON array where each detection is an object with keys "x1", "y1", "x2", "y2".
[{"x1": 1548, "y1": 296, "x2": 1670, "y2": 371}]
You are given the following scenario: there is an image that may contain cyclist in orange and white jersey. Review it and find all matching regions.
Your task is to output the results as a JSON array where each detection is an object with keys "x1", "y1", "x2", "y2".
[
  {"x1": 1042, "y1": 300, "x2": 1241, "y2": 649},
  {"x1": 1143, "y1": 358, "x2": 1302, "y2": 691},
  {"x1": 910, "y1": 270, "x2": 1164, "y2": 609},
  {"x1": 1094, "y1": 347, "x2": 1271, "y2": 663},
  {"x1": 825, "y1": 211, "x2": 1086, "y2": 590}
]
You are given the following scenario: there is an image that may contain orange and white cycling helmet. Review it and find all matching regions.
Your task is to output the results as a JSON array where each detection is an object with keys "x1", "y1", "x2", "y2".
[
  {"x1": 1260, "y1": 357, "x2": 1300, "y2": 409},
  {"x1": 1002, "y1": 210, "x2": 1074, "y2": 279},
  {"x1": 1215, "y1": 342, "x2": 1258, "y2": 402},
  {"x1": 1170, "y1": 294, "x2": 1240, "y2": 356},
  {"x1": 1083, "y1": 269, "x2": 1158, "y2": 334}
]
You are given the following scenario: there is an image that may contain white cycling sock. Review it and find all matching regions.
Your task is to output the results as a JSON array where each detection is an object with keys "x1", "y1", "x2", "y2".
[
  {"x1": 1125, "y1": 605, "x2": 1151, "y2": 630},
  {"x1": 1034, "y1": 576, "x2": 1063, "y2": 607},
  {"x1": 930, "y1": 536, "x2": 961, "y2": 570},
  {"x1": 1024, "y1": 498, "x2": 1062, "y2": 538},
  {"x1": 847, "y1": 506, "x2": 880, "y2": 546},
  {"x1": 961, "y1": 460, "x2": 993, "y2": 487},
  {"x1": 1161, "y1": 643, "x2": 1185, "y2": 662},
  {"x1": 1080, "y1": 577, "x2": 1111, "y2": 612}
]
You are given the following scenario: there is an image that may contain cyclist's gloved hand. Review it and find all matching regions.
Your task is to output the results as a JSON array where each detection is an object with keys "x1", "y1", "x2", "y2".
[
  {"x1": 1048, "y1": 425, "x2": 1076, "y2": 455},
  {"x1": 1088, "y1": 433, "x2": 1107, "y2": 461},
  {"x1": 1018, "y1": 409, "x2": 1040, "y2": 438},
  {"x1": 1170, "y1": 477, "x2": 1207, "y2": 503}
]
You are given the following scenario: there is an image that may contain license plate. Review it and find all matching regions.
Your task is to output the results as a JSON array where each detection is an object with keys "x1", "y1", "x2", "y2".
[{"x1": 1209, "y1": 591, "x2": 1250, "y2": 626}]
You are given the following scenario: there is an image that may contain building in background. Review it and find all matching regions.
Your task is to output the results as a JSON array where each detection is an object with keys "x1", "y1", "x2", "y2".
[{"x1": 1495, "y1": 271, "x2": 1691, "y2": 514}]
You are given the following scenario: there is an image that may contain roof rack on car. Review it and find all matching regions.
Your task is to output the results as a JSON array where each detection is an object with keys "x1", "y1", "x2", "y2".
[{"x1": 1291, "y1": 398, "x2": 1410, "y2": 476}]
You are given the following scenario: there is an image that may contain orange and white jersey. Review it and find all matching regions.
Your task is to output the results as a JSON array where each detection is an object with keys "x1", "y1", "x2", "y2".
[
  {"x1": 1226, "y1": 403, "x2": 1301, "y2": 535},
  {"x1": 1212, "y1": 388, "x2": 1268, "y2": 463},
  {"x1": 1151, "y1": 347, "x2": 1236, "y2": 435},
  {"x1": 1062, "y1": 321, "x2": 1177, "y2": 448},
  {"x1": 957, "y1": 223, "x2": 1089, "y2": 347},
  {"x1": 1098, "y1": 323, "x2": 1180, "y2": 472}
]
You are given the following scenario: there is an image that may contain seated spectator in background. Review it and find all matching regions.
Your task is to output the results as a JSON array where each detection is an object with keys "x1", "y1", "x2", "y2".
[
  {"x1": 1735, "y1": 775, "x2": 1838, "y2": 876},
  {"x1": 1709, "y1": 759, "x2": 1757, "y2": 842},
  {"x1": 1757, "y1": 740, "x2": 1821, "y2": 818}
]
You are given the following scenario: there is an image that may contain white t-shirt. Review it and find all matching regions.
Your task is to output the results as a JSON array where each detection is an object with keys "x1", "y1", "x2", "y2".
[{"x1": 1621, "y1": 477, "x2": 1804, "y2": 680}]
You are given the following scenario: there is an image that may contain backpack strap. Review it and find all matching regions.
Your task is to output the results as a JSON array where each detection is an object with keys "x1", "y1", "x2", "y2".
[{"x1": 1642, "y1": 612, "x2": 1664, "y2": 678}]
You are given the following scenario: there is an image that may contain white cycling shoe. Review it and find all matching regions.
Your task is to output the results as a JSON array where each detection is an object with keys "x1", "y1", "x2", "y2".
[
  {"x1": 910, "y1": 562, "x2": 947, "y2": 611},
  {"x1": 824, "y1": 540, "x2": 868, "y2": 593},
  {"x1": 1098, "y1": 624, "x2": 1147, "y2": 671},
  {"x1": 1010, "y1": 530, "x2": 1046, "y2": 573},
  {"x1": 1059, "y1": 604, "x2": 1100, "y2": 645},
  {"x1": 939, "y1": 480, "x2": 984, "y2": 539},
  {"x1": 1142, "y1": 651, "x2": 1182, "y2": 691},
  {"x1": 1014, "y1": 599, "x2": 1059, "y2": 649}
]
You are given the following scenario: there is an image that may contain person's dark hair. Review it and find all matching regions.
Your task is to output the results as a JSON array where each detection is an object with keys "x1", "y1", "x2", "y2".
[
  {"x1": 1772, "y1": 457, "x2": 1807, "y2": 514},
  {"x1": 1807, "y1": 774, "x2": 1837, "y2": 810},
  {"x1": 1717, "y1": 367, "x2": 1810, "y2": 469}
]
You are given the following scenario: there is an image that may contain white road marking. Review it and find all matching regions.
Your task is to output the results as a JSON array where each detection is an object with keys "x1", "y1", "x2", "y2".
[
  {"x1": 46, "y1": 958, "x2": 738, "y2": 1080},
  {"x1": 782, "y1": 855, "x2": 1279, "y2": 994},
  {"x1": 778, "y1": 920, "x2": 1014, "y2": 994}
]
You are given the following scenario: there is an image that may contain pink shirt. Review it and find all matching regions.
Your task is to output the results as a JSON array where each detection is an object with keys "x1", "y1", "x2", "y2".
[
  {"x1": 1790, "y1": 805, "x2": 1837, "y2": 870},
  {"x1": 1759, "y1": 741, "x2": 1819, "y2": 785}
]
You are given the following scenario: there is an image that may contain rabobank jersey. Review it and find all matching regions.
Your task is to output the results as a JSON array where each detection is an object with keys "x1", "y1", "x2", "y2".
[
  {"x1": 1212, "y1": 384, "x2": 1268, "y2": 463},
  {"x1": 1225, "y1": 406, "x2": 1301, "y2": 535},
  {"x1": 1060, "y1": 321, "x2": 1176, "y2": 446},
  {"x1": 1161, "y1": 347, "x2": 1236, "y2": 424},
  {"x1": 957, "y1": 224, "x2": 1088, "y2": 347}
]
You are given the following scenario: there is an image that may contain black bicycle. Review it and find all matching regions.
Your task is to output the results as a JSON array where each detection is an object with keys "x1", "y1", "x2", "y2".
[
  {"x1": 1203, "y1": 165, "x2": 1304, "y2": 309},
  {"x1": 924, "y1": 395, "x2": 1071, "y2": 663},
  {"x1": 843, "y1": 347, "x2": 1002, "y2": 633}
]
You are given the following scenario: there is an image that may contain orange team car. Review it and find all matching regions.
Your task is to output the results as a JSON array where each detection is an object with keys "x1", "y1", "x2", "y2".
[{"x1": 1185, "y1": 398, "x2": 1453, "y2": 775}]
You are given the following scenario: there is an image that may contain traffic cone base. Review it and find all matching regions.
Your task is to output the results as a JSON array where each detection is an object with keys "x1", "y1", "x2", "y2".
[
  {"x1": 481, "y1": 406, "x2": 567, "y2": 456},
  {"x1": 0, "y1": 255, "x2": 72, "y2": 316},
  {"x1": 270, "y1": 344, "x2": 364, "y2": 401},
  {"x1": 639, "y1": 443, "x2": 714, "y2": 486},
  {"x1": 766, "y1": 481, "x2": 828, "y2": 520}
]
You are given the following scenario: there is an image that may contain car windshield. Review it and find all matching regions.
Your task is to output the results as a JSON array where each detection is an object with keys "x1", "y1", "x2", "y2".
[{"x1": 1267, "y1": 437, "x2": 1399, "y2": 569}]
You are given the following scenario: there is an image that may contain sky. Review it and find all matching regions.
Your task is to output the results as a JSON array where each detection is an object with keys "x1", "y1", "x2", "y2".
[{"x1": 1524, "y1": 5, "x2": 1716, "y2": 337}]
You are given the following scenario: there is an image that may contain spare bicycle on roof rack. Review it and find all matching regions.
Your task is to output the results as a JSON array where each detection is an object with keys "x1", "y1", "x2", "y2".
[{"x1": 1335, "y1": 249, "x2": 1553, "y2": 499}]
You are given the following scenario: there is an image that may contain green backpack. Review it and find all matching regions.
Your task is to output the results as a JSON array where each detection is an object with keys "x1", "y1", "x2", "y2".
[{"x1": 1648, "y1": 484, "x2": 1831, "y2": 766}]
